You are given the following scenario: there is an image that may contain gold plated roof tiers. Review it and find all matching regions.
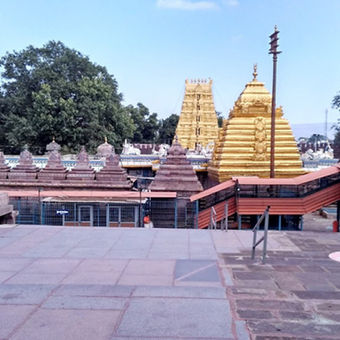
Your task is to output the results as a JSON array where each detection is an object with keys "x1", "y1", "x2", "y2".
[
  {"x1": 175, "y1": 79, "x2": 219, "y2": 150},
  {"x1": 208, "y1": 66, "x2": 304, "y2": 182}
]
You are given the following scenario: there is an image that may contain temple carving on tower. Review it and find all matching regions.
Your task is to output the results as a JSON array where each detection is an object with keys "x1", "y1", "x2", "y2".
[
  {"x1": 175, "y1": 79, "x2": 219, "y2": 150},
  {"x1": 208, "y1": 66, "x2": 304, "y2": 182}
]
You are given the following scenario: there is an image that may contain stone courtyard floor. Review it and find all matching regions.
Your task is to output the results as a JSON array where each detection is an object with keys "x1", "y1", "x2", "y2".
[{"x1": 0, "y1": 223, "x2": 339, "y2": 339}]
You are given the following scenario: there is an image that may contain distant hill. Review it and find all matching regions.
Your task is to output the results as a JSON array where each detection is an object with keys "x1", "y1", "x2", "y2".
[{"x1": 291, "y1": 123, "x2": 337, "y2": 140}]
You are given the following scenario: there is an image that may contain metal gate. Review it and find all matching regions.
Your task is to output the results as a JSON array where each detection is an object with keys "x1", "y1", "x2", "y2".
[{"x1": 106, "y1": 205, "x2": 138, "y2": 227}]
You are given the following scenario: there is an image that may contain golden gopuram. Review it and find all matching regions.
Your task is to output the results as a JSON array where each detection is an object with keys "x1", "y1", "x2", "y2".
[
  {"x1": 208, "y1": 65, "x2": 304, "y2": 182},
  {"x1": 175, "y1": 79, "x2": 219, "y2": 150}
]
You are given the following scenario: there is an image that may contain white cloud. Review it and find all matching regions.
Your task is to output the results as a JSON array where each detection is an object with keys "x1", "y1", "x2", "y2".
[
  {"x1": 223, "y1": 0, "x2": 239, "y2": 7},
  {"x1": 157, "y1": 0, "x2": 218, "y2": 11}
]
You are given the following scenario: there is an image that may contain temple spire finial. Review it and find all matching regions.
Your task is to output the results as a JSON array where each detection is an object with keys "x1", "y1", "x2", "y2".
[
  {"x1": 252, "y1": 63, "x2": 258, "y2": 81},
  {"x1": 104, "y1": 136, "x2": 107, "y2": 143}
]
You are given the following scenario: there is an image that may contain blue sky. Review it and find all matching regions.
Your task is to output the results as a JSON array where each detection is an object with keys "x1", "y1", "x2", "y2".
[{"x1": 0, "y1": 0, "x2": 339, "y2": 129}]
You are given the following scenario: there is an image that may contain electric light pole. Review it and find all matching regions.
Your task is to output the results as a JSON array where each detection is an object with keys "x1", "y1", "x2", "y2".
[{"x1": 269, "y1": 26, "x2": 281, "y2": 178}]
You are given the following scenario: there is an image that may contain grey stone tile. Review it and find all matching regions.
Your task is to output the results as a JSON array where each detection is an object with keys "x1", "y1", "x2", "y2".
[
  {"x1": 272, "y1": 272, "x2": 303, "y2": 290},
  {"x1": 299, "y1": 265, "x2": 326, "y2": 273},
  {"x1": 0, "y1": 271, "x2": 16, "y2": 283},
  {"x1": 62, "y1": 270, "x2": 121, "y2": 285},
  {"x1": 279, "y1": 311, "x2": 313, "y2": 320},
  {"x1": 0, "y1": 237, "x2": 17, "y2": 248},
  {"x1": 42, "y1": 295, "x2": 127, "y2": 310},
  {"x1": 234, "y1": 271, "x2": 271, "y2": 280},
  {"x1": 221, "y1": 268, "x2": 233, "y2": 286},
  {"x1": 231, "y1": 287, "x2": 268, "y2": 296},
  {"x1": 22, "y1": 231, "x2": 86, "y2": 258},
  {"x1": 236, "y1": 299, "x2": 304, "y2": 311},
  {"x1": 316, "y1": 302, "x2": 340, "y2": 311},
  {"x1": 76, "y1": 259, "x2": 127, "y2": 273},
  {"x1": 124, "y1": 259, "x2": 175, "y2": 276},
  {"x1": 76, "y1": 237, "x2": 120, "y2": 248},
  {"x1": 116, "y1": 297, "x2": 232, "y2": 338},
  {"x1": 303, "y1": 282, "x2": 336, "y2": 291},
  {"x1": 3, "y1": 228, "x2": 35, "y2": 238},
  {"x1": 237, "y1": 309, "x2": 273, "y2": 319},
  {"x1": 105, "y1": 249, "x2": 149, "y2": 259},
  {"x1": 22, "y1": 258, "x2": 80, "y2": 274},
  {"x1": 247, "y1": 320, "x2": 340, "y2": 337},
  {"x1": 180, "y1": 264, "x2": 220, "y2": 282},
  {"x1": 0, "y1": 305, "x2": 36, "y2": 339},
  {"x1": 190, "y1": 252, "x2": 218, "y2": 260},
  {"x1": 5, "y1": 272, "x2": 66, "y2": 285},
  {"x1": 318, "y1": 312, "x2": 340, "y2": 322},
  {"x1": 235, "y1": 320, "x2": 251, "y2": 340},
  {"x1": 133, "y1": 286, "x2": 226, "y2": 299},
  {"x1": 10, "y1": 309, "x2": 120, "y2": 340},
  {"x1": 0, "y1": 229, "x2": 62, "y2": 256},
  {"x1": 293, "y1": 291, "x2": 340, "y2": 300},
  {"x1": 147, "y1": 251, "x2": 189, "y2": 260},
  {"x1": 175, "y1": 259, "x2": 217, "y2": 280},
  {"x1": 0, "y1": 284, "x2": 55, "y2": 305},
  {"x1": 254, "y1": 336, "x2": 313, "y2": 340},
  {"x1": 118, "y1": 274, "x2": 173, "y2": 286},
  {"x1": 0, "y1": 258, "x2": 32, "y2": 271},
  {"x1": 111, "y1": 336, "x2": 234, "y2": 340},
  {"x1": 175, "y1": 280, "x2": 222, "y2": 288},
  {"x1": 232, "y1": 279, "x2": 278, "y2": 289},
  {"x1": 66, "y1": 247, "x2": 111, "y2": 258},
  {"x1": 54, "y1": 284, "x2": 134, "y2": 297},
  {"x1": 23, "y1": 246, "x2": 70, "y2": 258}
]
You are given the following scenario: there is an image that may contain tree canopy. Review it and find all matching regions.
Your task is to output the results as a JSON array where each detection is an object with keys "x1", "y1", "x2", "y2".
[
  {"x1": 0, "y1": 41, "x2": 135, "y2": 154},
  {"x1": 157, "y1": 114, "x2": 179, "y2": 144},
  {"x1": 0, "y1": 41, "x2": 181, "y2": 154},
  {"x1": 125, "y1": 103, "x2": 160, "y2": 143}
]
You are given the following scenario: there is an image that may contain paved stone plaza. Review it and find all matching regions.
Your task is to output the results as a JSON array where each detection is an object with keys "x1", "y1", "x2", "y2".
[{"x1": 0, "y1": 224, "x2": 339, "y2": 339}]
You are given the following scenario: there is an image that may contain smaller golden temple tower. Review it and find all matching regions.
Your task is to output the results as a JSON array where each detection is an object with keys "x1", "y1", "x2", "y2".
[
  {"x1": 208, "y1": 65, "x2": 304, "y2": 182},
  {"x1": 175, "y1": 79, "x2": 219, "y2": 150}
]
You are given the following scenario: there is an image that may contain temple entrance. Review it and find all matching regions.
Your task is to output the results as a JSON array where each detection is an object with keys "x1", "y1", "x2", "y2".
[{"x1": 107, "y1": 205, "x2": 137, "y2": 228}]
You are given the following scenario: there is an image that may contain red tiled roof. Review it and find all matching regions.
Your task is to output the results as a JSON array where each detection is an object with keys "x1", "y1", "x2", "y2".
[
  {"x1": 235, "y1": 165, "x2": 340, "y2": 185},
  {"x1": 190, "y1": 180, "x2": 235, "y2": 202},
  {"x1": 191, "y1": 165, "x2": 340, "y2": 202},
  {"x1": 3, "y1": 190, "x2": 176, "y2": 199}
]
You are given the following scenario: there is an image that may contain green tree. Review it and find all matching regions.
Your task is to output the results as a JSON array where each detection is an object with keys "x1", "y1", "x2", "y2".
[
  {"x1": 125, "y1": 103, "x2": 159, "y2": 143},
  {"x1": 332, "y1": 93, "x2": 340, "y2": 158},
  {"x1": 0, "y1": 41, "x2": 135, "y2": 154},
  {"x1": 157, "y1": 114, "x2": 179, "y2": 144},
  {"x1": 216, "y1": 111, "x2": 224, "y2": 128}
]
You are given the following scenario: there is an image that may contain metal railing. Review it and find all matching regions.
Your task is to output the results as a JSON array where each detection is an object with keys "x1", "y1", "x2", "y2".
[
  {"x1": 251, "y1": 206, "x2": 270, "y2": 264},
  {"x1": 208, "y1": 202, "x2": 229, "y2": 231},
  {"x1": 209, "y1": 207, "x2": 217, "y2": 230},
  {"x1": 221, "y1": 202, "x2": 228, "y2": 231}
]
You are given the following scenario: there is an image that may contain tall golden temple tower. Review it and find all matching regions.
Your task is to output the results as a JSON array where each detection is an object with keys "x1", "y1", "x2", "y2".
[
  {"x1": 208, "y1": 66, "x2": 304, "y2": 182},
  {"x1": 175, "y1": 79, "x2": 219, "y2": 150}
]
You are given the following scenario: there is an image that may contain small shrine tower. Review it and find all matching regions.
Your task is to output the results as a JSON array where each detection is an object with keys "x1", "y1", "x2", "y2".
[
  {"x1": 175, "y1": 79, "x2": 219, "y2": 150},
  {"x1": 208, "y1": 66, "x2": 304, "y2": 182},
  {"x1": 149, "y1": 137, "x2": 203, "y2": 198}
]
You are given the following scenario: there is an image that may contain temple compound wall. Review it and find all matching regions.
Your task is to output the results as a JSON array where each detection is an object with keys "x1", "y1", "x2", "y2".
[{"x1": 0, "y1": 138, "x2": 202, "y2": 229}]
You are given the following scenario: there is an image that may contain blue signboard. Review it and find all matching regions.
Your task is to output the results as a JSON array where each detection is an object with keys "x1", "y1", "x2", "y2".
[{"x1": 56, "y1": 210, "x2": 69, "y2": 215}]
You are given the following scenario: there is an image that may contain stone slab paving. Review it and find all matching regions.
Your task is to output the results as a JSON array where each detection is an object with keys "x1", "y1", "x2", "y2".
[
  {"x1": 0, "y1": 225, "x2": 249, "y2": 340},
  {"x1": 0, "y1": 225, "x2": 339, "y2": 339},
  {"x1": 220, "y1": 230, "x2": 340, "y2": 339}
]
